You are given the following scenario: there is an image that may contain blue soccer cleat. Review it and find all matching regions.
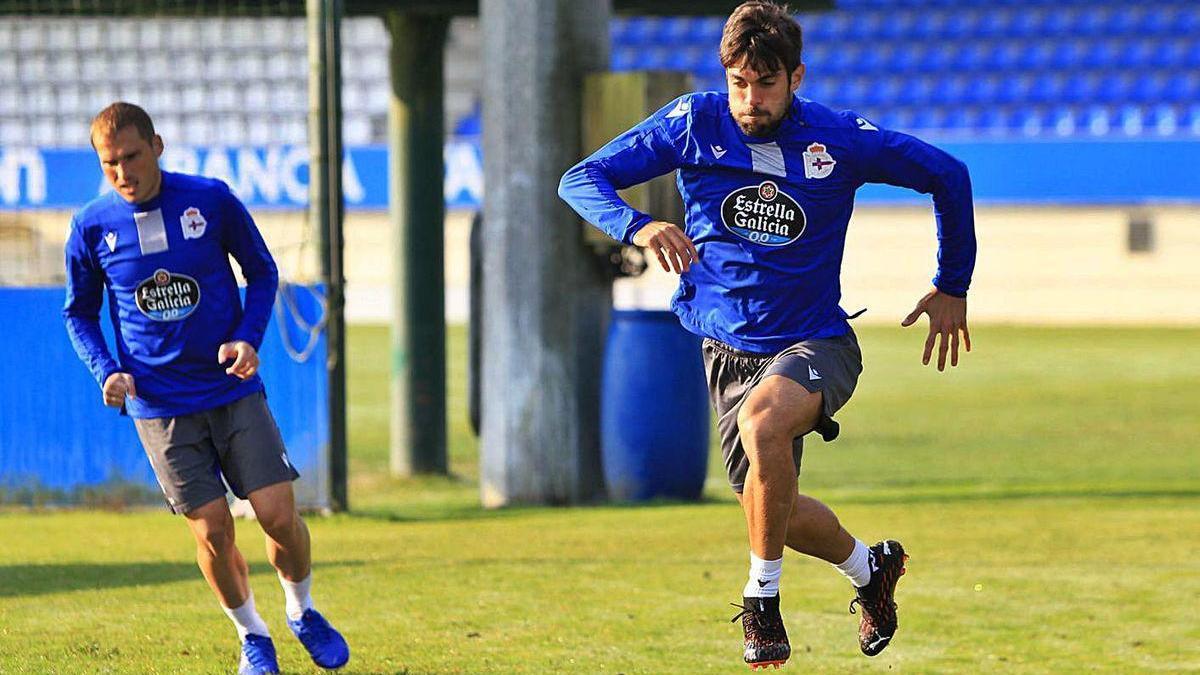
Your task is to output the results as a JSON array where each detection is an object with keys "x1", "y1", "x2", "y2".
[
  {"x1": 288, "y1": 608, "x2": 350, "y2": 669},
  {"x1": 238, "y1": 634, "x2": 280, "y2": 675}
]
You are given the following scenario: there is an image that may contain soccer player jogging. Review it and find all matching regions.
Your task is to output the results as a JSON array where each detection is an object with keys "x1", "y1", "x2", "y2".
[
  {"x1": 559, "y1": 1, "x2": 974, "y2": 668},
  {"x1": 63, "y1": 103, "x2": 350, "y2": 675}
]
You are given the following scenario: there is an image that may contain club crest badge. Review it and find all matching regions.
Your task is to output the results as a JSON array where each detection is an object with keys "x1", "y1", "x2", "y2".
[
  {"x1": 180, "y1": 206, "x2": 207, "y2": 239},
  {"x1": 803, "y1": 142, "x2": 837, "y2": 180}
]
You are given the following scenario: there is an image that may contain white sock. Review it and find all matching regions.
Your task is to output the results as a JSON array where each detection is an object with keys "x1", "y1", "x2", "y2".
[
  {"x1": 743, "y1": 553, "x2": 783, "y2": 598},
  {"x1": 223, "y1": 592, "x2": 271, "y2": 640},
  {"x1": 834, "y1": 539, "x2": 873, "y2": 588},
  {"x1": 279, "y1": 572, "x2": 315, "y2": 621}
]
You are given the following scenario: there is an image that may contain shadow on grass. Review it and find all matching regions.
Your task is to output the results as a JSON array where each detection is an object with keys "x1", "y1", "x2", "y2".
[
  {"x1": 826, "y1": 484, "x2": 1200, "y2": 505},
  {"x1": 0, "y1": 559, "x2": 364, "y2": 598},
  {"x1": 348, "y1": 491, "x2": 739, "y2": 525}
]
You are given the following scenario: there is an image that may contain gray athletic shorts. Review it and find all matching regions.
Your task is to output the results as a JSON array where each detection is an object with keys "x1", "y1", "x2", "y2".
[
  {"x1": 702, "y1": 329, "x2": 863, "y2": 493},
  {"x1": 133, "y1": 391, "x2": 300, "y2": 514}
]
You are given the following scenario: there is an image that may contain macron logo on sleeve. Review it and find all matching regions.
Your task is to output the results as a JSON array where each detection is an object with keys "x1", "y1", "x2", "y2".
[
  {"x1": 856, "y1": 117, "x2": 879, "y2": 131},
  {"x1": 666, "y1": 99, "x2": 691, "y2": 118}
]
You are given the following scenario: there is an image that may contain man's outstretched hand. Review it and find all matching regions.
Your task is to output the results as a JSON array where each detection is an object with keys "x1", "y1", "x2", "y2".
[{"x1": 902, "y1": 288, "x2": 971, "y2": 371}]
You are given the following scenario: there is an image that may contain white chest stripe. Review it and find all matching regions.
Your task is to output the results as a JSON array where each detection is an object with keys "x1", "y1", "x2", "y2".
[
  {"x1": 134, "y1": 208, "x2": 169, "y2": 256},
  {"x1": 749, "y1": 142, "x2": 787, "y2": 178}
]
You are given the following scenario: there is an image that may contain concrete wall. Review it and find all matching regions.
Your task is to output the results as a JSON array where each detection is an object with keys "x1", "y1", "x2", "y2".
[{"x1": 7, "y1": 203, "x2": 1197, "y2": 325}]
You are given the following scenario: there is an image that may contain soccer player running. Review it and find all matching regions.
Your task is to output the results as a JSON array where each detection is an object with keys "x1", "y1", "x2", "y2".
[
  {"x1": 63, "y1": 103, "x2": 349, "y2": 675},
  {"x1": 560, "y1": 1, "x2": 974, "y2": 667}
]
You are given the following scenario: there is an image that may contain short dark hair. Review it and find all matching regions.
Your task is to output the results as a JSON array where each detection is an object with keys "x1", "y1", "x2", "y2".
[
  {"x1": 719, "y1": 1, "x2": 804, "y2": 76},
  {"x1": 90, "y1": 102, "x2": 157, "y2": 146}
]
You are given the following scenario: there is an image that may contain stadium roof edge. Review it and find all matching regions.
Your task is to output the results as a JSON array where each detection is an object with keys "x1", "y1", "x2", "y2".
[{"x1": 1, "y1": 0, "x2": 834, "y2": 17}]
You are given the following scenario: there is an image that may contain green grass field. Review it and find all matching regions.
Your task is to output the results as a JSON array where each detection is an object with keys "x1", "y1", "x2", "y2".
[{"x1": 2, "y1": 324, "x2": 1198, "y2": 673}]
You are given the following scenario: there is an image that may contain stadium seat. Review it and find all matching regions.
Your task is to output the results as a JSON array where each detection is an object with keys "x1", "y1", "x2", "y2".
[
  {"x1": 1173, "y1": 5, "x2": 1200, "y2": 37},
  {"x1": 220, "y1": 115, "x2": 248, "y2": 146},
  {"x1": 1147, "y1": 104, "x2": 1179, "y2": 136},
  {"x1": 611, "y1": 47, "x2": 640, "y2": 72},
  {"x1": 17, "y1": 54, "x2": 48, "y2": 84},
  {"x1": 977, "y1": 106, "x2": 1012, "y2": 134},
  {"x1": 1118, "y1": 105, "x2": 1145, "y2": 136},
  {"x1": 1016, "y1": 41, "x2": 1055, "y2": 71},
  {"x1": 0, "y1": 118, "x2": 30, "y2": 144},
  {"x1": 343, "y1": 115, "x2": 372, "y2": 145},
  {"x1": 1084, "y1": 106, "x2": 1112, "y2": 136},
  {"x1": 1164, "y1": 72, "x2": 1200, "y2": 104}
]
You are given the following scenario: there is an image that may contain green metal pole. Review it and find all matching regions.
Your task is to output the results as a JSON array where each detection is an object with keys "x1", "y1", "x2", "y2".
[
  {"x1": 308, "y1": 0, "x2": 348, "y2": 511},
  {"x1": 387, "y1": 12, "x2": 449, "y2": 476}
]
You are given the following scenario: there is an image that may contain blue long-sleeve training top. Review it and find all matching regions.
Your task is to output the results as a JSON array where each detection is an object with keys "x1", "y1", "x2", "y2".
[
  {"x1": 63, "y1": 171, "x2": 278, "y2": 418},
  {"x1": 559, "y1": 92, "x2": 976, "y2": 353}
]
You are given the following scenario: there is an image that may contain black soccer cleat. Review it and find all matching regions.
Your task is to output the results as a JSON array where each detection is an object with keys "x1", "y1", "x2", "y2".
[
  {"x1": 731, "y1": 594, "x2": 790, "y2": 669},
  {"x1": 848, "y1": 539, "x2": 908, "y2": 656}
]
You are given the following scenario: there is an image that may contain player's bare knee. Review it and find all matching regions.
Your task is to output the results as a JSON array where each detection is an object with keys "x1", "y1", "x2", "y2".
[
  {"x1": 193, "y1": 519, "x2": 236, "y2": 558},
  {"x1": 737, "y1": 408, "x2": 792, "y2": 458},
  {"x1": 257, "y1": 507, "x2": 299, "y2": 542}
]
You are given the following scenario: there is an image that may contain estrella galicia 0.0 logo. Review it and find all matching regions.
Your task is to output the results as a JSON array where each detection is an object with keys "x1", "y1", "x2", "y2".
[
  {"x1": 720, "y1": 180, "x2": 806, "y2": 246},
  {"x1": 135, "y1": 268, "x2": 201, "y2": 321}
]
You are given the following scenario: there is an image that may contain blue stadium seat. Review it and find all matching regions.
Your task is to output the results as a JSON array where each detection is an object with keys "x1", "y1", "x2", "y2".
[
  {"x1": 963, "y1": 75, "x2": 1002, "y2": 106},
  {"x1": 1050, "y1": 105, "x2": 1080, "y2": 136},
  {"x1": 1027, "y1": 73, "x2": 1066, "y2": 106},
  {"x1": 1186, "y1": 104, "x2": 1200, "y2": 135},
  {"x1": 656, "y1": 17, "x2": 693, "y2": 46},
  {"x1": 1014, "y1": 107, "x2": 1048, "y2": 136},
  {"x1": 695, "y1": 16, "x2": 723, "y2": 45},
  {"x1": 1008, "y1": 8, "x2": 1045, "y2": 38},
  {"x1": 1147, "y1": 103, "x2": 1180, "y2": 135},
  {"x1": 985, "y1": 43, "x2": 1023, "y2": 72},
  {"x1": 976, "y1": 107, "x2": 1012, "y2": 134},
  {"x1": 1082, "y1": 40, "x2": 1120, "y2": 69},
  {"x1": 856, "y1": 44, "x2": 893, "y2": 76},
  {"x1": 910, "y1": 106, "x2": 947, "y2": 131},
  {"x1": 844, "y1": 13, "x2": 885, "y2": 41},
  {"x1": 1050, "y1": 40, "x2": 1087, "y2": 70},
  {"x1": 916, "y1": 44, "x2": 952, "y2": 73},
  {"x1": 1041, "y1": 7, "x2": 1077, "y2": 38},
  {"x1": 664, "y1": 47, "x2": 705, "y2": 72},
  {"x1": 889, "y1": 44, "x2": 920, "y2": 75},
  {"x1": 1083, "y1": 106, "x2": 1114, "y2": 136},
  {"x1": 876, "y1": 10, "x2": 917, "y2": 41},
  {"x1": 1121, "y1": 39, "x2": 1156, "y2": 68},
  {"x1": 619, "y1": 17, "x2": 657, "y2": 47},
  {"x1": 1117, "y1": 105, "x2": 1146, "y2": 136},
  {"x1": 994, "y1": 75, "x2": 1031, "y2": 106},
  {"x1": 1185, "y1": 40, "x2": 1200, "y2": 69},
  {"x1": 1062, "y1": 73, "x2": 1101, "y2": 105},
  {"x1": 977, "y1": 8, "x2": 1016, "y2": 40},
  {"x1": 1175, "y1": 5, "x2": 1200, "y2": 37},
  {"x1": 1017, "y1": 42, "x2": 1055, "y2": 71},
  {"x1": 953, "y1": 43, "x2": 987, "y2": 72},
  {"x1": 1149, "y1": 39, "x2": 1186, "y2": 69},
  {"x1": 862, "y1": 76, "x2": 903, "y2": 108},
  {"x1": 940, "y1": 10, "x2": 980, "y2": 40},
  {"x1": 611, "y1": 47, "x2": 639, "y2": 71},
  {"x1": 941, "y1": 106, "x2": 970, "y2": 132},
  {"x1": 1130, "y1": 73, "x2": 1167, "y2": 105},
  {"x1": 1164, "y1": 73, "x2": 1200, "y2": 104}
]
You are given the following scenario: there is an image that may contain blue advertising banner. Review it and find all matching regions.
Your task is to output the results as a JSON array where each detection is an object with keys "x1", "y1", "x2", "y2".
[
  {"x1": 0, "y1": 139, "x2": 483, "y2": 211},
  {"x1": 0, "y1": 137, "x2": 1195, "y2": 211},
  {"x1": 0, "y1": 285, "x2": 330, "y2": 509}
]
